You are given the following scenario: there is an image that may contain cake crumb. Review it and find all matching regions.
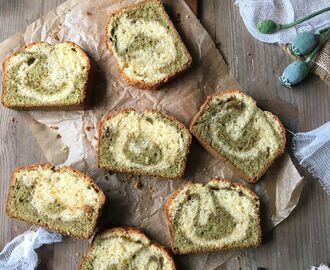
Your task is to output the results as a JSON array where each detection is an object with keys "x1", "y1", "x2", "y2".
[
  {"x1": 125, "y1": 175, "x2": 133, "y2": 182},
  {"x1": 50, "y1": 126, "x2": 59, "y2": 130},
  {"x1": 56, "y1": 134, "x2": 61, "y2": 139},
  {"x1": 87, "y1": 11, "x2": 92, "y2": 16},
  {"x1": 51, "y1": 26, "x2": 61, "y2": 41},
  {"x1": 135, "y1": 178, "x2": 142, "y2": 189}
]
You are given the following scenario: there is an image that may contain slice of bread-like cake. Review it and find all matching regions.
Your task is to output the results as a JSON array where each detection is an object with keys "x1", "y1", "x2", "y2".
[
  {"x1": 79, "y1": 227, "x2": 176, "y2": 270},
  {"x1": 98, "y1": 108, "x2": 192, "y2": 179},
  {"x1": 165, "y1": 179, "x2": 262, "y2": 254},
  {"x1": 190, "y1": 89, "x2": 286, "y2": 183},
  {"x1": 1, "y1": 41, "x2": 91, "y2": 109},
  {"x1": 6, "y1": 163, "x2": 105, "y2": 239},
  {"x1": 106, "y1": 0, "x2": 192, "y2": 90}
]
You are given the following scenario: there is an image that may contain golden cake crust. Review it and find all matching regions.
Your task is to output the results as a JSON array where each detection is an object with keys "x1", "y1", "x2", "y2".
[
  {"x1": 97, "y1": 108, "x2": 192, "y2": 179},
  {"x1": 105, "y1": 0, "x2": 192, "y2": 90},
  {"x1": 190, "y1": 89, "x2": 286, "y2": 183},
  {"x1": 6, "y1": 163, "x2": 106, "y2": 239},
  {"x1": 1, "y1": 41, "x2": 92, "y2": 110},
  {"x1": 164, "y1": 178, "x2": 262, "y2": 254}
]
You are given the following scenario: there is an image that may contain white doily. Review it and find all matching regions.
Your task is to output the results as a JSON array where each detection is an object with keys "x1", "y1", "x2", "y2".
[
  {"x1": 235, "y1": 0, "x2": 330, "y2": 43},
  {"x1": 293, "y1": 122, "x2": 330, "y2": 195},
  {"x1": 311, "y1": 264, "x2": 330, "y2": 270},
  {"x1": 0, "y1": 227, "x2": 62, "y2": 270}
]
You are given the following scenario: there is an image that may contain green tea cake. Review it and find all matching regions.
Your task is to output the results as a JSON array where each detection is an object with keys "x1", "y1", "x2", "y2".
[
  {"x1": 106, "y1": 0, "x2": 192, "y2": 89},
  {"x1": 165, "y1": 179, "x2": 262, "y2": 254},
  {"x1": 1, "y1": 41, "x2": 91, "y2": 109},
  {"x1": 98, "y1": 108, "x2": 192, "y2": 179},
  {"x1": 190, "y1": 89, "x2": 286, "y2": 183},
  {"x1": 6, "y1": 163, "x2": 105, "y2": 239},
  {"x1": 79, "y1": 227, "x2": 176, "y2": 270}
]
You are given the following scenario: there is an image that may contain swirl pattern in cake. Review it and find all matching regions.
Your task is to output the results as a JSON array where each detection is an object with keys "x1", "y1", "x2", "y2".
[
  {"x1": 98, "y1": 109, "x2": 191, "y2": 179},
  {"x1": 165, "y1": 179, "x2": 262, "y2": 254},
  {"x1": 79, "y1": 227, "x2": 176, "y2": 270},
  {"x1": 106, "y1": 0, "x2": 192, "y2": 89},
  {"x1": 6, "y1": 163, "x2": 105, "y2": 239},
  {"x1": 190, "y1": 89, "x2": 286, "y2": 182},
  {"x1": 1, "y1": 41, "x2": 91, "y2": 109}
]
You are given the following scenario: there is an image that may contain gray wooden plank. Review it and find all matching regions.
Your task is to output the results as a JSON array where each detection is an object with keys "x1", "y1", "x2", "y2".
[{"x1": 207, "y1": 0, "x2": 330, "y2": 269}]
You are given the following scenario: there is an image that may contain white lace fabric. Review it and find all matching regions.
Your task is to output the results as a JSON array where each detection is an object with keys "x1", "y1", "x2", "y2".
[
  {"x1": 235, "y1": 0, "x2": 330, "y2": 44},
  {"x1": 0, "y1": 227, "x2": 62, "y2": 270},
  {"x1": 311, "y1": 264, "x2": 330, "y2": 270},
  {"x1": 293, "y1": 122, "x2": 330, "y2": 195}
]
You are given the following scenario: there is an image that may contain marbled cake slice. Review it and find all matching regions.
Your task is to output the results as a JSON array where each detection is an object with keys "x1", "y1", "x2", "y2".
[{"x1": 165, "y1": 179, "x2": 262, "y2": 254}]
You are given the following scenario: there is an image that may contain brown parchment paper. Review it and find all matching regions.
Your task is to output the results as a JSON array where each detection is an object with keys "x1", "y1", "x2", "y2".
[{"x1": 0, "y1": 0, "x2": 304, "y2": 269}]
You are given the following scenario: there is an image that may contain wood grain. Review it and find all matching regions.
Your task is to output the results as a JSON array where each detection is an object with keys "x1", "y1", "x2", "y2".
[{"x1": 0, "y1": 0, "x2": 330, "y2": 270}]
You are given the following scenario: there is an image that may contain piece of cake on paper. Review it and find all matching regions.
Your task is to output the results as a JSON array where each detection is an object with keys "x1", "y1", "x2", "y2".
[
  {"x1": 165, "y1": 179, "x2": 262, "y2": 254},
  {"x1": 79, "y1": 227, "x2": 176, "y2": 270},
  {"x1": 190, "y1": 89, "x2": 286, "y2": 183},
  {"x1": 1, "y1": 41, "x2": 91, "y2": 109},
  {"x1": 98, "y1": 108, "x2": 192, "y2": 179},
  {"x1": 6, "y1": 163, "x2": 105, "y2": 239},
  {"x1": 106, "y1": 0, "x2": 192, "y2": 89}
]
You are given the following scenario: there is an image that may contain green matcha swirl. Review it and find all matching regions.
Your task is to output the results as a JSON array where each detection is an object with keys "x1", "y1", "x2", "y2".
[
  {"x1": 171, "y1": 181, "x2": 258, "y2": 249},
  {"x1": 194, "y1": 94, "x2": 283, "y2": 178},
  {"x1": 5, "y1": 43, "x2": 86, "y2": 103},
  {"x1": 100, "y1": 110, "x2": 189, "y2": 176},
  {"x1": 84, "y1": 236, "x2": 170, "y2": 270}
]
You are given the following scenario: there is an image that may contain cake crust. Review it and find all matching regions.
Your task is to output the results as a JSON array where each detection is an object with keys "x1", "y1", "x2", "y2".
[
  {"x1": 1, "y1": 41, "x2": 92, "y2": 110},
  {"x1": 97, "y1": 108, "x2": 192, "y2": 179},
  {"x1": 164, "y1": 178, "x2": 262, "y2": 254},
  {"x1": 105, "y1": 0, "x2": 192, "y2": 90},
  {"x1": 190, "y1": 89, "x2": 286, "y2": 183},
  {"x1": 6, "y1": 163, "x2": 106, "y2": 239},
  {"x1": 78, "y1": 226, "x2": 176, "y2": 270}
]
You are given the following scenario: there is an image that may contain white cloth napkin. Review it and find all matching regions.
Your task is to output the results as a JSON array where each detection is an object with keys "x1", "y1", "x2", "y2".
[
  {"x1": 293, "y1": 122, "x2": 330, "y2": 195},
  {"x1": 234, "y1": 0, "x2": 330, "y2": 43},
  {"x1": 311, "y1": 264, "x2": 330, "y2": 270},
  {"x1": 0, "y1": 227, "x2": 62, "y2": 270}
]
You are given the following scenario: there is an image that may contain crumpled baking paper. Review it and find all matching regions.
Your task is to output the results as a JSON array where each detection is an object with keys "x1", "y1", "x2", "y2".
[{"x1": 0, "y1": 0, "x2": 304, "y2": 269}]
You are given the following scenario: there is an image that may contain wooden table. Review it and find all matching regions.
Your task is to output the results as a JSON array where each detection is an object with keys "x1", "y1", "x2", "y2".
[{"x1": 0, "y1": 0, "x2": 329, "y2": 269}]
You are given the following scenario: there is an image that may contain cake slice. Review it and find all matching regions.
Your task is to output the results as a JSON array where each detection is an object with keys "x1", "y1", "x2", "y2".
[
  {"x1": 6, "y1": 163, "x2": 105, "y2": 239},
  {"x1": 97, "y1": 108, "x2": 192, "y2": 179},
  {"x1": 106, "y1": 0, "x2": 192, "y2": 89},
  {"x1": 190, "y1": 89, "x2": 286, "y2": 183},
  {"x1": 79, "y1": 227, "x2": 176, "y2": 270},
  {"x1": 165, "y1": 179, "x2": 262, "y2": 254},
  {"x1": 1, "y1": 41, "x2": 91, "y2": 109}
]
